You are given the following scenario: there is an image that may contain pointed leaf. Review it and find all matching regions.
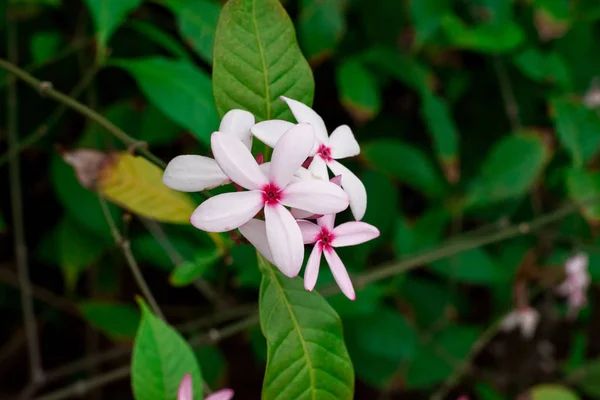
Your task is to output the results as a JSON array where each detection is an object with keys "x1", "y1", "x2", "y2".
[
  {"x1": 98, "y1": 152, "x2": 197, "y2": 224},
  {"x1": 212, "y1": 0, "x2": 315, "y2": 121},
  {"x1": 132, "y1": 299, "x2": 202, "y2": 400},
  {"x1": 112, "y1": 57, "x2": 218, "y2": 145},
  {"x1": 298, "y1": 0, "x2": 346, "y2": 62},
  {"x1": 336, "y1": 58, "x2": 381, "y2": 122},
  {"x1": 565, "y1": 167, "x2": 600, "y2": 225},
  {"x1": 258, "y1": 255, "x2": 354, "y2": 399},
  {"x1": 79, "y1": 301, "x2": 141, "y2": 340},
  {"x1": 169, "y1": 248, "x2": 222, "y2": 287},
  {"x1": 83, "y1": 0, "x2": 142, "y2": 49}
]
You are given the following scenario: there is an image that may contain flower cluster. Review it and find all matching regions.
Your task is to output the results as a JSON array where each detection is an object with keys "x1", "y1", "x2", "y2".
[
  {"x1": 556, "y1": 252, "x2": 590, "y2": 318},
  {"x1": 163, "y1": 97, "x2": 379, "y2": 299}
]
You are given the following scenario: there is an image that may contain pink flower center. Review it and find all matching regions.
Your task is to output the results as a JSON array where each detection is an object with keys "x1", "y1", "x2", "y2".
[
  {"x1": 262, "y1": 183, "x2": 282, "y2": 205},
  {"x1": 317, "y1": 228, "x2": 335, "y2": 251},
  {"x1": 317, "y1": 144, "x2": 333, "y2": 162}
]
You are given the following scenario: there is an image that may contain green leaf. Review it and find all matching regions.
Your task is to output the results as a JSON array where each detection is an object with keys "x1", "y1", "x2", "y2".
[
  {"x1": 429, "y1": 248, "x2": 499, "y2": 285},
  {"x1": 79, "y1": 301, "x2": 141, "y2": 340},
  {"x1": 406, "y1": 325, "x2": 481, "y2": 389},
  {"x1": 169, "y1": 248, "x2": 222, "y2": 287},
  {"x1": 361, "y1": 171, "x2": 398, "y2": 242},
  {"x1": 195, "y1": 345, "x2": 226, "y2": 388},
  {"x1": 128, "y1": 20, "x2": 192, "y2": 60},
  {"x1": 112, "y1": 57, "x2": 218, "y2": 146},
  {"x1": 132, "y1": 299, "x2": 202, "y2": 400},
  {"x1": 565, "y1": 167, "x2": 600, "y2": 224},
  {"x1": 362, "y1": 139, "x2": 446, "y2": 197},
  {"x1": 51, "y1": 154, "x2": 121, "y2": 239},
  {"x1": 409, "y1": 0, "x2": 450, "y2": 45},
  {"x1": 441, "y1": 14, "x2": 524, "y2": 53},
  {"x1": 298, "y1": 0, "x2": 346, "y2": 62},
  {"x1": 530, "y1": 385, "x2": 581, "y2": 400},
  {"x1": 551, "y1": 97, "x2": 600, "y2": 167},
  {"x1": 420, "y1": 92, "x2": 459, "y2": 182},
  {"x1": 212, "y1": 0, "x2": 315, "y2": 121},
  {"x1": 513, "y1": 48, "x2": 572, "y2": 89},
  {"x1": 258, "y1": 255, "x2": 354, "y2": 399},
  {"x1": 130, "y1": 233, "x2": 198, "y2": 272},
  {"x1": 51, "y1": 217, "x2": 110, "y2": 290},
  {"x1": 344, "y1": 308, "x2": 418, "y2": 387},
  {"x1": 466, "y1": 133, "x2": 550, "y2": 208},
  {"x1": 30, "y1": 31, "x2": 63, "y2": 64},
  {"x1": 165, "y1": 0, "x2": 220, "y2": 63},
  {"x1": 336, "y1": 58, "x2": 381, "y2": 122},
  {"x1": 83, "y1": 0, "x2": 142, "y2": 50}
]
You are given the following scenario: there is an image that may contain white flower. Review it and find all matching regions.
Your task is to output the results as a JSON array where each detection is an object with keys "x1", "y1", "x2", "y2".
[
  {"x1": 252, "y1": 96, "x2": 367, "y2": 221},
  {"x1": 501, "y1": 307, "x2": 540, "y2": 339},
  {"x1": 162, "y1": 109, "x2": 255, "y2": 192},
  {"x1": 190, "y1": 124, "x2": 349, "y2": 277},
  {"x1": 556, "y1": 252, "x2": 590, "y2": 317}
]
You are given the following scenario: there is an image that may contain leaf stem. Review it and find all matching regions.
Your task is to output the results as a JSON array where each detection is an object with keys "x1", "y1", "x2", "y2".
[
  {"x1": 98, "y1": 196, "x2": 165, "y2": 320},
  {"x1": 0, "y1": 58, "x2": 166, "y2": 168},
  {"x1": 6, "y1": 12, "x2": 44, "y2": 385}
]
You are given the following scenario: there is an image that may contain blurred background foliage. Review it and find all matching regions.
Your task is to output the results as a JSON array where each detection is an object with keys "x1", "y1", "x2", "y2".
[{"x1": 2, "y1": 0, "x2": 600, "y2": 399}]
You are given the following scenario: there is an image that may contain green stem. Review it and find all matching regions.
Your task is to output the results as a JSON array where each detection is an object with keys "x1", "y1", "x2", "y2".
[
  {"x1": 6, "y1": 12, "x2": 44, "y2": 384},
  {"x1": 0, "y1": 58, "x2": 165, "y2": 168}
]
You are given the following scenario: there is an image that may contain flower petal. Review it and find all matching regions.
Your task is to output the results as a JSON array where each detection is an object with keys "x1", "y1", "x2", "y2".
[
  {"x1": 269, "y1": 123, "x2": 315, "y2": 188},
  {"x1": 265, "y1": 204, "x2": 304, "y2": 277},
  {"x1": 205, "y1": 389, "x2": 235, "y2": 400},
  {"x1": 329, "y1": 125, "x2": 360, "y2": 159},
  {"x1": 317, "y1": 214, "x2": 335, "y2": 231},
  {"x1": 163, "y1": 155, "x2": 229, "y2": 192},
  {"x1": 308, "y1": 155, "x2": 329, "y2": 180},
  {"x1": 290, "y1": 208, "x2": 319, "y2": 220},
  {"x1": 297, "y1": 220, "x2": 321, "y2": 244},
  {"x1": 323, "y1": 248, "x2": 355, "y2": 300},
  {"x1": 280, "y1": 96, "x2": 329, "y2": 144},
  {"x1": 190, "y1": 191, "x2": 263, "y2": 232},
  {"x1": 281, "y1": 180, "x2": 349, "y2": 215},
  {"x1": 332, "y1": 222, "x2": 380, "y2": 247},
  {"x1": 177, "y1": 374, "x2": 193, "y2": 400},
  {"x1": 238, "y1": 219, "x2": 275, "y2": 264},
  {"x1": 219, "y1": 109, "x2": 255, "y2": 150},
  {"x1": 304, "y1": 245, "x2": 322, "y2": 292},
  {"x1": 251, "y1": 120, "x2": 295, "y2": 148},
  {"x1": 211, "y1": 132, "x2": 268, "y2": 190},
  {"x1": 328, "y1": 160, "x2": 367, "y2": 221}
]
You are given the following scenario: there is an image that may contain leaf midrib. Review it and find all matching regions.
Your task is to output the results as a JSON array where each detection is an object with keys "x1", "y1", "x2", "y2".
[
  {"x1": 251, "y1": 0, "x2": 271, "y2": 119},
  {"x1": 267, "y1": 266, "x2": 317, "y2": 400}
]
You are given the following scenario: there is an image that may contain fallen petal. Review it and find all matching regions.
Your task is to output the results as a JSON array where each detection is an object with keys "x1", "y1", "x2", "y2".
[
  {"x1": 190, "y1": 191, "x2": 263, "y2": 232},
  {"x1": 269, "y1": 123, "x2": 315, "y2": 188},
  {"x1": 265, "y1": 203, "x2": 304, "y2": 277},
  {"x1": 251, "y1": 120, "x2": 295, "y2": 148},
  {"x1": 211, "y1": 132, "x2": 268, "y2": 190},
  {"x1": 282, "y1": 180, "x2": 349, "y2": 215},
  {"x1": 297, "y1": 220, "x2": 321, "y2": 244},
  {"x1": 332, "y1": 222, "x2": 380, "y2": 247},
  {"x1": 280, "y1": 96, "x2": 329, "y2": 144},
  {"x1": 163, "y1": 155, "x2": 229, "y2": 192},
  {"x1": 323, "y1": 248, "x2": 355, "y2": 300},
  {"x1": 219, "y1": 109, "x2": 255, "y2": 150},
  {"x1": 328, "y1": 160, "x2": 367, "y2": 221},
  {"x1": 238, "y1": 219, "x2": 275, "y2": 264},
  {"x1": 329, "y1": 125, "x2": 360, "y2": 159},
  {"x1": 304, "y1": 245, "x2": 323, "y2": 291}
]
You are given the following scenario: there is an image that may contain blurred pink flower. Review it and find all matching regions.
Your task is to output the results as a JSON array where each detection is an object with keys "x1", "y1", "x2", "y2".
[
  {"x1": 252, "y1": 96, "x2": 367, "y2": 220},
  {"x1": 501, "y1": 307, "x2": 540, "y2": 339},
  {"x1": 178, "y1": 374, "x2": 234, "y2": 400},
  {"x1": 556, "y1": 252, "x2": 590, "y2": 317}
]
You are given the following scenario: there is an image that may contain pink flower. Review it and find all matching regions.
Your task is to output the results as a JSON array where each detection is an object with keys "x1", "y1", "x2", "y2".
[
  {"x1": 500, "y1": 307, "x2": 539, "y2": 339},
  {"x1": 178, "y1": 374, "x2": 234, "y2": 400},
  {"x1": 163, "y1": 109, "x2": 255, "y2": 192},
  {"x1": 556, "y1": 252, "x2": 590, "y2": 317},
  {"x1": 297, "y1": 214, "x2": 379, "y2": 300},
  {"x1": 252, "y1": 97, "x2": 367, "y2": 220},
  {"x1": 191, "y1": 124, "x2": 349, "y2": 277}
]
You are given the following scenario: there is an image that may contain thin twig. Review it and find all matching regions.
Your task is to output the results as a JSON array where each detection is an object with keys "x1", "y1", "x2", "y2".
[
  {"x1": 6, "y1": 13, "x2": 44, "y2": 385},
  {"x1": 493, "y1": 57, "x2": 522, "y2": 132},
  {"x1": 33, "y1": 314, "x2": 259, "y2": 400},
  {"x1": 98, "y1": 196, "x2": 165, "y2": 320},
  {"x1": 0, "y1": 58, "x2": 165, "y2": 168}
]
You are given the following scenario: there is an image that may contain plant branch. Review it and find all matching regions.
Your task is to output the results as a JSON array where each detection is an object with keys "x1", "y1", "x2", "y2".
[
  {"x1": 6, "y1": 13, "x2": 44, "y2": 385},
  {"x1": 494, "y1": 57, "x2": 522, "y2": 132},
  {"x1": 98, "y1": 196, "x2": 165, "y2": 320},
  {"x1": 0, "y1": 58, "x2": 165, "y2": 168}
]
